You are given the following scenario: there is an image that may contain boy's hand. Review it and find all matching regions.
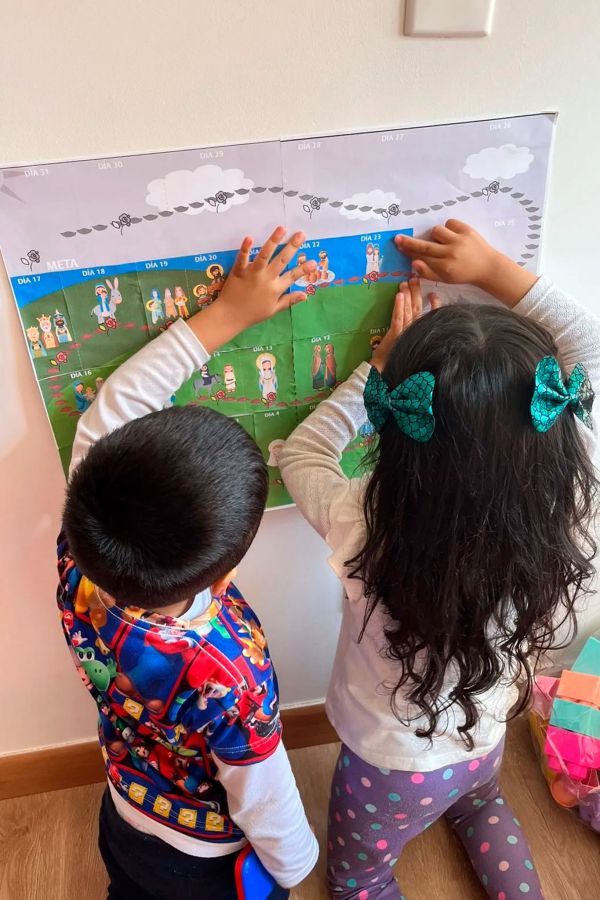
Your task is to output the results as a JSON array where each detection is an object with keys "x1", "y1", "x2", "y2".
[
  {"x1": 371, "y1": 279, "x2": 440, "y2": 372},
  {"x1": 395, "y1": 219, "x2": 537, "y2": 308},
  {"x1": 189, "y1": 227, "x2": 316, "y2": 353}
]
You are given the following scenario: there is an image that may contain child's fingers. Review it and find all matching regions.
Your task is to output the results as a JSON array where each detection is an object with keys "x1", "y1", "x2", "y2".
[
  {"x1": 389, "y1": 288, "x2": 406, "y2": 333},
  {"x1": 428, "y1": 292, "x2": 442, "y2": 310},
  {"x1": 430, "y1": 225, "x2": 458, "y2": 244},
  {"x1": 253, "y1": 225, "x2": 287, "y2": 268},
  {"x1": 230, "y1": 235, "x2": 253, "y2": 275},
  {"x1": 412, "y1": 260, "x2": 438, "y2": 280},
  {"x1": 277, "y1": 291, "x2": 307, "y2": 311},
  {"x1": 445, "y1": 218, "x2": 471, "y2": 234},
  {"x1": 394, "y1": 234, "x2": 446, "y2": 258},
  {"x1": 270, "y1": 231, "x2": 306, "y2": 271},
  {"x1": 408, "y1": 277, "x2": 422, "y2": 318},
  {"x1": 398, "y1": 281, "x2": 413, "y2": 330},
  {"x1": 280, "y1": 259, "x2": 317, "y2": 287}
]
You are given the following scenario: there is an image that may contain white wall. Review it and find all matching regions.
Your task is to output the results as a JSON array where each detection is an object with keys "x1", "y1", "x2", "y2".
[{"x1": 2, "y1": 0, "x2": 600, "y2": 755}]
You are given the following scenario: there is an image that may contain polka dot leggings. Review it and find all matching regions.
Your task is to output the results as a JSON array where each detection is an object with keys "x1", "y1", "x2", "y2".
[{"x1": 327, "y1": 739, "x2": 543, "y2": 900}]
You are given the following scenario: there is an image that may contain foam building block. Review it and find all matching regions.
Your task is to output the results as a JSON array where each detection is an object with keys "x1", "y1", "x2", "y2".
[
  {"x1": 545, "y1": 725, "x2": 600, "y2": 779},
  {"x1": 556, "y1": 669, "x2": 600, "y2": 707},
  {"x1": 550, "y1": 697, "x2": 600, "y2": 740},
  {"x1": 572, "y1": 636, "x2": 600, "y2": 676}
]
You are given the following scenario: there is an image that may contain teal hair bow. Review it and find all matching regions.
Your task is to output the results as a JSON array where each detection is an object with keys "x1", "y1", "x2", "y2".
[
  {"x1": 364, "y1": 366, "x2": 435, "y2": 442},
  {"x1": 531, "y1": 356, "x2": 594, "y2": 433}
]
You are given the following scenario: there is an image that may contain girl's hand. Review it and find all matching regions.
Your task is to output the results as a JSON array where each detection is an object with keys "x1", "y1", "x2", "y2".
[
  {"x1": 371, "y1": 279, "x2": 440, "y2": 372},
  {"x1": 190, "y1": 227, "x2": 316, "y2": 353},
  {"x1": 395, "y1": 219, "x2": 537, "y2": 308}
]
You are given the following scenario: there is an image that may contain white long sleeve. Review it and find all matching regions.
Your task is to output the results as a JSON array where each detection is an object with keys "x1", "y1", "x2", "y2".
[
  {"x1": 215, "y1": 744, "x2": 319, "y2": 889},
  {"x1": 278, "y1": 362, "x2": 371, "y2": 540},
  {"x1": 69, "y1": 318, "x2": 210, "y2": 475},
  {"x1": 514, "y1": 275, "x2": 600, "y2": 468}
]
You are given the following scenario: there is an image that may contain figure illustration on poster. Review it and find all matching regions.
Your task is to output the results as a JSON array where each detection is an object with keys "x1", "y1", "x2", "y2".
[{"x1": 0, "y1": 114, "x2": 555, "y2": 507}]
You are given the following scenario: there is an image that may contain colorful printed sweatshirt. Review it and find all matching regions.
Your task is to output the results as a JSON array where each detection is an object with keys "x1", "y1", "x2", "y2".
[{"x1": 58, "y1": 318, "x2": 317, "y2": 889}]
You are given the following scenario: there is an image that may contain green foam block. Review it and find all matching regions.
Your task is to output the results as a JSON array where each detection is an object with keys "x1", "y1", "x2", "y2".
[{"x1": 550, "y1": 697, "x2": 600, "y2": 740}]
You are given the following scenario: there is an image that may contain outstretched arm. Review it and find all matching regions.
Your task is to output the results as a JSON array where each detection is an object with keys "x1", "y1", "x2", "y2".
[
  {"x1": 397, "y1": 220, "x2": 600, "y2": 461},
  {"x1": 69, "y1": 228, "x2": 314, "y2": 476},
  {"x1": 280, "y1": 282, "x2": 438, "y2": 539}
]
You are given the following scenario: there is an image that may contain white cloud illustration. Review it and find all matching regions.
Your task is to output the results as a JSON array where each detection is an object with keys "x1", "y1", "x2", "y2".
[
  {"x1": 463, "y1": 144, "x2": 534, "y2": 181},
  {"x1": 339, "y1": 189, "x2": 402, "y2": 222},
  {"x1": 145, "y1": 165, "x2": 254, "y2": 215}
]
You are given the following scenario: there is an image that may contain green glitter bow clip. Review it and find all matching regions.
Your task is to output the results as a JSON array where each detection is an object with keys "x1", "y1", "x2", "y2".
[
  {"x1": 531, "y1": 356, "x2": 594, "y2": 433},
  {"x1": 364, "y1": 366, "x2": 435, "y2": 442}
]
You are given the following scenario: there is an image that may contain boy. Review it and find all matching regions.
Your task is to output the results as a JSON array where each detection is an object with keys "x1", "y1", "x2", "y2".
[{"x1": 58, "y1": 227, "x2": 318, "y2": 900}]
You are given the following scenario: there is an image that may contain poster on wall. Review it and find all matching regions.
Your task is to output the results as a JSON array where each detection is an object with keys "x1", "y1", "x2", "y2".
[{"x1": 0, "y1": 113, "x2": 555, "y2": 508}]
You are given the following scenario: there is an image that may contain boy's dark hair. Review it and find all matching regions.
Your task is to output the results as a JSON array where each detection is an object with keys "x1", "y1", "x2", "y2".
[
  {"x1": 349, "y1": 303, "x2": 598, "y2": 748},
  {"x1": 64, "y1": 406, "x2": 268, "y2": 608}
]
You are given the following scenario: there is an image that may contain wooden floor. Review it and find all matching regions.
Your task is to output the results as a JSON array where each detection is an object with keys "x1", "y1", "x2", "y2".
[{"x1": 0, "y1": 718, "x2": 597, "y2": 899}]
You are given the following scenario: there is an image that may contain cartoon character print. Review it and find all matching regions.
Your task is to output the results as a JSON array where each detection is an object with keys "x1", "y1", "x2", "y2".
[
  {"x1": 312, "y1": 344, "x2": 325, "y2": 390},
  {"x1": 225, "y1": 594, "x2": 270, "y2": 669},
  {"x1": 223, "y1": 364, "x2": 236, "y2": 393},
  {"x1": 194, "y1": 364, "x2": 220, "y2": 393},
  {"x1": 256, "y1": 352, "x2": 278, "y2": 403},
  {"x1": 317, "y1": 250, "x2": 329, "y2": 281},
  {"x1": 37, "y1": 314, "x2": 58, "y2": 350},
  {"x1": 236, "y1": 681, "x2": 280, "y2": 744},
  {"x1": 197, "y1": 680, "x2": 231, "y2": 711},
  {"x1": 372, "y1": 244, "x2": 383, "y2": 273},
  {"x1": 207, "y1": 264, "x2": 225, "y2": 301},
  {"x1": 73, "y1": 575, "x2": 108, "y2": 631},
  {"x1": 174, "y1": 286, "x2": 189, "y2": 318},
  {"x1": 112, "y1": 626, "x2": 238, "y2": 721},
  {"x1": 146, "y1": 289, "x2": 164, "y2": 325},
  {"x1": 91, "y1": 278, "x2": 122, "y2": 324},
  {"x1": 26, "y1": 326, "x2": 46, "y2": 358},
  {"x1": 193, "y1": 283, "x2": 214, "y2": 310},
  {"x1": 76, "y1": 646, "x2": 117, "y2": 691},
  {"x1": 58, "y1": 537, "x2": 280, "y2": 841},
  {"x1": 164, "y1": 288, "x2": 177, "y2": 319},
  {"x1": 106, "y1": 277, "x2": 122, "y2": 318},
  {"x1": 73, "y1": 382, "x2": 90, "y2": 413},
  {"x1": 53, "y1": 310, "x2": 72, "y2": 343},
  {"x1": 240, "y1": 625, "x2": 268, "y2": 667}
]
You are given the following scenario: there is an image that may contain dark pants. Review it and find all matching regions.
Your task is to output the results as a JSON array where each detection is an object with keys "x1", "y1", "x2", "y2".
[{"x1": 99, "y1": 788, "x2": 289, "y2": 900}]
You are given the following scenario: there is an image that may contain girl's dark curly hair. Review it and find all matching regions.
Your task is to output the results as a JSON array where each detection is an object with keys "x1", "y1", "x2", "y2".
[{"x1": 348, "y1": 303, "x2": 598, "y2": 748}]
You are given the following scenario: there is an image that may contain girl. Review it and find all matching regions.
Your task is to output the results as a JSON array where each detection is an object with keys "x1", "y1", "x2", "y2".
[{"x1": 279, "y1": 219, "x2": 599, "y2": 900}]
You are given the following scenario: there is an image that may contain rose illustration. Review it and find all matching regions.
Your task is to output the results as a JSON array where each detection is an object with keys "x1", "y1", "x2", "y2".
[
  {"x1": 306, "y1": 284, "x2": 316, "y2": 295},
  {"x1": 111, "y1": 213, "x2": 132, "y2": 234},
  {"x1": 267, "y1": 392, "x2": 276, "y2": 403},
  {"x1": 310, "y1": 197, "x2": 321, "y2": 210},
  {"x1": 20, "y1": 249, "x2": 40, "y2": 271},
  {"x1": 55, "y1": 350, "x2": 68, "y2": 364},
  {"x1": 215, "y1": 389, "x2": 226, "y2": 400},
  {"x1": 387, "y1": 203, "x2": 400, "y2": 217},
  {"x1": 215, "y1": 190, "x2": 228, "y2": 205},
  {"x1": 105, "y1": 317, "x2": 117, "y2": 330}
]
